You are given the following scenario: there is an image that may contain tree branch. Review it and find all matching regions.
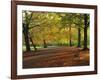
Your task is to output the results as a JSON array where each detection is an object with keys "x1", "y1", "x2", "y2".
[
  {"x1": 27, "y1": 12, "x2": 33, "y2": 27},
  {"x1": 28, "y1": 20, "x2": 47, "y2": 30}
]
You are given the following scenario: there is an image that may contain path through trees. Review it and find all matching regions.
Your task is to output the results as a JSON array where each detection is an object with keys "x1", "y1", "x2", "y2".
[{"x1": 23, "y1": 47, "x2": 89, "y2": 68}]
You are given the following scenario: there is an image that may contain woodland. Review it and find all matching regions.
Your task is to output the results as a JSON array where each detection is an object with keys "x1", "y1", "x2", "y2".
[{"x1": 22, "y1": 11, "x2": 90, "y2": 68}]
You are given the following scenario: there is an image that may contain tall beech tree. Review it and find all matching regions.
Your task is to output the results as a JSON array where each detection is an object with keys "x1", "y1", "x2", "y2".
[
  {"x1": 23, "y1": 11, "x2": 33, "y2": 51},
  {"x1": 73, "y1": 14, "x2": 84, "y2": 47},
  {"x1": 83, "y1": 14, "x2": 89, "y2": 50},
  {"x1": 23, "y1": 11, "x2": 38, "y2": 51}
]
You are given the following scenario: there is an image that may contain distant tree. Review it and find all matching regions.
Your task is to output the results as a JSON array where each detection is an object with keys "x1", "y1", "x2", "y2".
[
  {"x1": 73, "y1": 14, "x2": 84, "y2": 47},
  {"x1": 60, "y1": 13, "x2": 76, "y2": 46}
]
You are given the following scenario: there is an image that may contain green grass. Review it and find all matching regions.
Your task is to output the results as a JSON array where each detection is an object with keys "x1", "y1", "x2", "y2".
[{"x1": 23, "y1": 42, "x2": 90, "y2": 52}]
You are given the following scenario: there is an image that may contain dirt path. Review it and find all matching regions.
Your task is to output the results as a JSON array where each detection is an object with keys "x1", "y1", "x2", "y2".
[{"x1": 23, "y1": 46, "x2": 89, "y2": 68}]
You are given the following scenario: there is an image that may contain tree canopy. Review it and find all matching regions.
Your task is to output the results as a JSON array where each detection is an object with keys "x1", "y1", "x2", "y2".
[{"x1": 22, "y1": 11, "x2": 90, "y2": 52}]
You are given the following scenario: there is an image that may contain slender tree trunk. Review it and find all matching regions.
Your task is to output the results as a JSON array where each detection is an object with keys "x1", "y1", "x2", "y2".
[
  {"x1": 69, "y1": 27, "x2": 72, "y2": 46},
  {"x1": 43, "y1": 39, "x2": 47, "y2": 48},
  {"x1": 77, "y1": 28, "x2": 81, "y2": 47},
  {"x1": 23, "y1": 23, "x2": 30, "y2": 51},
  {"x1": 83, "y1": 27, "x2": 87, "y2": 49},
  {"x1": 29, "y1": 37, "x2": 37, "y2": 51},
  {"x1": 83, "y1": 14, "x2": 88, "y2": 50}
]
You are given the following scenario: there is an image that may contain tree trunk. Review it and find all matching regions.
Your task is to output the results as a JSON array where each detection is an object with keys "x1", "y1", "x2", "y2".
[
  {"x1": 22, "y1": 12, "x2": 33, "y2": 52},
  {"x1": 69, "y1": 27, "x2": 72, "y2": 46},
  {"x1": 30, "y1": 37, "x2": 37, "y2": 51},
  {"x1": 83, "y1": 14, "x2": 88, "y2": 50},
  {"x1": 77, "y1": 28, "x2": 81, "y2": 47},
  {"x1": 23, "y1": 23, "x2": 30, "y2": 51},
  {"x1": 43, "y1": 39, "x2": 47, "y2": 48}
]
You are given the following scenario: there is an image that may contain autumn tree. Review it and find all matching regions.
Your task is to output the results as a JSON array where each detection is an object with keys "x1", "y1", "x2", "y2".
[
  {"x1": 83, "y1": 14, "x2": 89, "y2": 50},
  {"x1": 73, "y1": 14, "x2": 84, "y2": 47},
  {"x1": 22, "y1": 11, "x2": 33, "y2": 51}
]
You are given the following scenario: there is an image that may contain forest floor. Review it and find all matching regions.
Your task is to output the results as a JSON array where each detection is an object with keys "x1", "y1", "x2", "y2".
[{"x1": 23, "y1": 46, "x2": 89, "y2": 68}]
